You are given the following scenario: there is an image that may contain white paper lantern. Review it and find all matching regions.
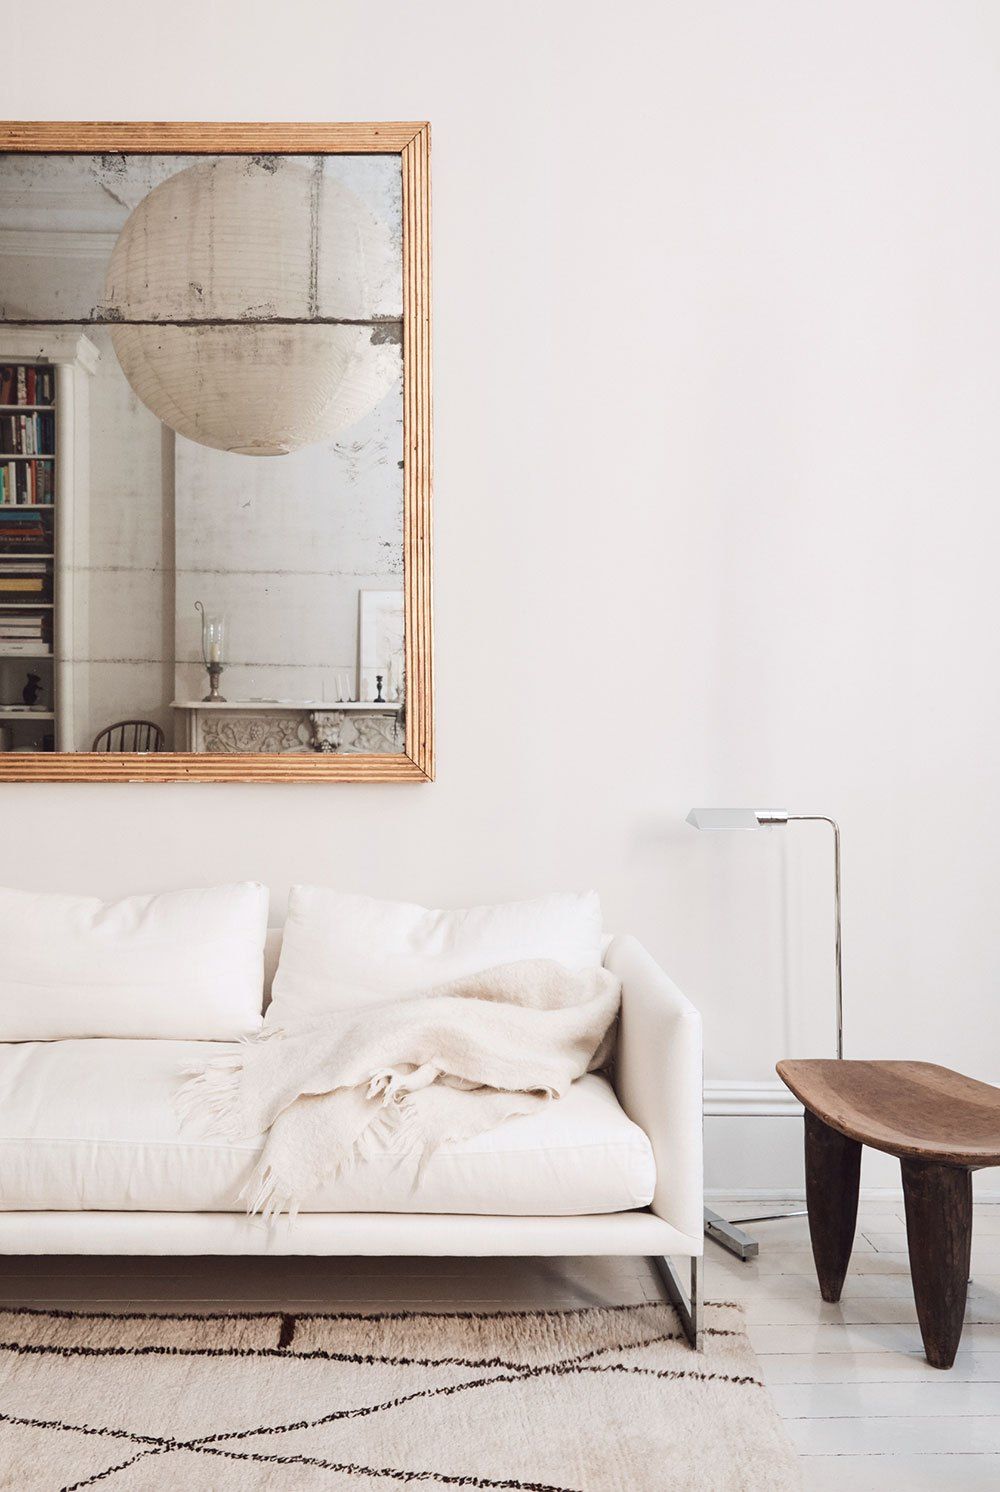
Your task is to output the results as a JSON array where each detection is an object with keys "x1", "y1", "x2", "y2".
[{"x1": 104, "y1": 157, "x2": 398, "y2": 455}]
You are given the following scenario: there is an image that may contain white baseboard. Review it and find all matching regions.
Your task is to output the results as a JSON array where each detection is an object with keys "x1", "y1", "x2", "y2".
[
  {"x1": 703, "y1": 1078, "x2": 1000, "y2": 1199},
  {"x1": 706, "y1": 1187, "x2": 1000, "y2": 1202},
  {"x1": 704, "y1": 1074, "x2": 1000, "y2": 1199},
  {"x1": 704, "y1": 1079, "x2": 801, "y2": 1117},
  {"x1": 704, "y1": 1189, "x2": 806, "y2": 1202},
  {"x1": 705, "y1": 1076, "x2": 999, "y2": 1117}
]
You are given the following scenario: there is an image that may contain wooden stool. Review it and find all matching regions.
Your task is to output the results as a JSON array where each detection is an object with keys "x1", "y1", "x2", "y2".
[{"x1": 776, "y1": 1059, "x2": 1000, "y2": 1369}]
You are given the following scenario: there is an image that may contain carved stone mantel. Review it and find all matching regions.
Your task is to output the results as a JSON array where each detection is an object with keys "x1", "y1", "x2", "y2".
[{"x1": 171, "y1": 700, "x2": 404, "y2": 755}]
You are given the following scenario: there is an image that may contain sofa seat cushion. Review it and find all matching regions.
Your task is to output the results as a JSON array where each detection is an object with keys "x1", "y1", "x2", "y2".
[{"x1": 0, "y1": 1040, "x2": 656, "y2": 1216}]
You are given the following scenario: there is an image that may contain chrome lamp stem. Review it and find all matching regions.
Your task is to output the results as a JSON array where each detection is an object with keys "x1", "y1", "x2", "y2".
[{"x1": 687, "y1": 808, "x2": 844, "y2": 1257}]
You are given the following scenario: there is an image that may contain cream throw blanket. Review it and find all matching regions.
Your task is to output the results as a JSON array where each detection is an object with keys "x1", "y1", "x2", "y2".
[{"x1": 177, "y1": 959, "x2": 621, "y2": 1220}]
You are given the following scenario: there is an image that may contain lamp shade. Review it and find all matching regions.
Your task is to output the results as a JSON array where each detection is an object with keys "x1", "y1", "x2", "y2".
[
  {"x1": 686, "y1": 808, "x2": 789, "y2": 830},
  {"x1": 104, "y1": 157, "x2": 398, "y2": 455}
]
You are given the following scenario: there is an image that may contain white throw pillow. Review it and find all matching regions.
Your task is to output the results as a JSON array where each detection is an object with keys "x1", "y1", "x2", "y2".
[
  {"x1": 0, "y1": 882, "x2": 269, "y2": 1041},
  {"x1": 267, "y1": 887, "x2": 604, "y2": 1024}
]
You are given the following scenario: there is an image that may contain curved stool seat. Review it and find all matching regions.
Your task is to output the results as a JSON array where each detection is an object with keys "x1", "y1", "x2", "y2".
[
  {"x1": 778, "y1": 1060, "x2": 1000, "y2": 1166},
  {"x1": 776, "y1": 1059, "x2": 1000, "y2": 1369}
]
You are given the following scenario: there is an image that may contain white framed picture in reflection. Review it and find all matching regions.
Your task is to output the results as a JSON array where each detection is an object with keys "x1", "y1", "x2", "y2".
[{"x1": 358, "y1": 589, "x2": 404, "y2": 703}]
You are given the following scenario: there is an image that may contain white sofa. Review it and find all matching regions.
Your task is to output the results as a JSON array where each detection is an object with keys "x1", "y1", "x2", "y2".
[{"x1": 0, "y1": 923, "x2": 705, "y2": 1346}]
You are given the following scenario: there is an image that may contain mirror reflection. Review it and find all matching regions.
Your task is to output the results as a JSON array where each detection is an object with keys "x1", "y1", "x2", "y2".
[{"x1": 0, "y1": 153, "x2": 405, "y2": 755}]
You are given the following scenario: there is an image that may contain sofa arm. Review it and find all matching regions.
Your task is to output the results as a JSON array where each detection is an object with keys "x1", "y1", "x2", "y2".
[{"x1": 604, "y1": 934, "x2": 703, "y2": 1247}]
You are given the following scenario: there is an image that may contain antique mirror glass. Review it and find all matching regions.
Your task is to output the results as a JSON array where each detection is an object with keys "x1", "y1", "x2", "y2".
[{"x1": 0, "y1": 124, "x2": 431, "y2": 781}]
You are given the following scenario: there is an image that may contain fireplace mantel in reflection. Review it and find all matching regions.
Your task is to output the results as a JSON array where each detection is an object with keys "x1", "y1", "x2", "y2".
[{"x1": 171, "y1": 700, "x2": 404, "y2": 756}]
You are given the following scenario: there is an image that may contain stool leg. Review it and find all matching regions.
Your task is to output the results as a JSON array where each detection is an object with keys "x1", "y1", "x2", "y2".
[
  {"x1": 900, "y1": 1158, "x2": 972, "y2": 1370},
  {"x1": 804, "y1": 1109, "x2": 862, "y2": 1302}
]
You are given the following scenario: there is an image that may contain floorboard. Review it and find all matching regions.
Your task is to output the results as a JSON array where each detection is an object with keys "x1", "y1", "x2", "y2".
[{"x1": 717, "y1": 1199, "x2": 1000, "y2": 1490}]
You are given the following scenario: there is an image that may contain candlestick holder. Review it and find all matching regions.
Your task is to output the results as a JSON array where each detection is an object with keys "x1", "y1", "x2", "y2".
[
  {"x1": 203, "y1": 660, "x2": 226, "y2": 701},
  {"x1": 195, "y1": 600, "x2": 227, "y2": 702}
]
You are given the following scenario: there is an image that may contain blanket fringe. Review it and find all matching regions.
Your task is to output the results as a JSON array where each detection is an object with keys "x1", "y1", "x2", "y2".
[
  {"x1": 175, "y1": 1052, "x2": 246, "y2": 1139},
  {"x1": 238, "y1": 1096, "x2": 424, "y2": 1223}
]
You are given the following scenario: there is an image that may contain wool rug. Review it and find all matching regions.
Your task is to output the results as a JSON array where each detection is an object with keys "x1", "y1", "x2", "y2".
[{"x1": 0, "y1": 1300, "x2": 801, "y2": 1490}]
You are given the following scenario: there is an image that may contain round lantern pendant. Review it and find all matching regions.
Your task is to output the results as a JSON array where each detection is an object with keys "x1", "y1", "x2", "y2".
[{"x1": 104, "y1": 157, "x2": 398, "y2": 456}]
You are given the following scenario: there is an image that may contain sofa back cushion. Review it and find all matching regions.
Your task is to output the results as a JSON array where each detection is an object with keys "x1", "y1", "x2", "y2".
[
  {"x1": 0, "y1": 882, "x2": 269, "y2": 1041},
  {"x1": 266, "y1": 887, "x2": 604, "y2": 1025},
  {"x1": 264, "y1": 926, "x2": 283, "y2": 1007}
]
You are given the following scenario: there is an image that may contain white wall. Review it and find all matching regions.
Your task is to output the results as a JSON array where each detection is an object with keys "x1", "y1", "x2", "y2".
[
  {"x1": 4, "y1": 0, "x2": 1000, "y2": 1192},
  {"x1": 174, "y1": 385, "x2": 403, "y2": 708}
]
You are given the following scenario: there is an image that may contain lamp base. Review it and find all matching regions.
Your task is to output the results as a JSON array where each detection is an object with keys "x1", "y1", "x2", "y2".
[
  {"x1": 704, "y1": 1207, "x2": 759, "y2": 1260},
  {"x1": 704, "y1": 1205, "x2": 808, "y2": 1260}
]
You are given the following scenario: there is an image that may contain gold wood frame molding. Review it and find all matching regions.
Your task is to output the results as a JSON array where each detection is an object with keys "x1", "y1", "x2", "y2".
[{"x1": 0, "y1": 122, "x2": 433, "y2": 783}]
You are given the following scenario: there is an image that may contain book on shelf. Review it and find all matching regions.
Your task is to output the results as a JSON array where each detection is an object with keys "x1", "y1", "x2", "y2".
[
  {"x1": 0, "y1": 459, "x2": 54, "y2": 505},
  {"x1": 0, "y1": 605, "x2": 46, "y2": 622},
  {"x1": 0, "y1": 616, "x2": 48, "y2": 636},
  {"x1": 0, "y1": 512, "x2": 50, "y2": 549},
  {"x1": 0, "y1": 512, "x2": 47, "y2": 530},
  {"x1": 0, "y1": 614, "x2": 48, "y2": 632},
  {"x1": 0, "y1": 577, "x2": 45, "y2": 592},
  {"x1": 0, "y1": 365, "x2": 54, "y2": 407},
  {"x1": 0, "y1": 412, "x2": 55, "y2": 456}
]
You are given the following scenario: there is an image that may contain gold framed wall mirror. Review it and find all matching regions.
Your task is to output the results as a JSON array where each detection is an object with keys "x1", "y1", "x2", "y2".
[{"x1": 0, "y1": 123, "x2": 432, "y2": 782}]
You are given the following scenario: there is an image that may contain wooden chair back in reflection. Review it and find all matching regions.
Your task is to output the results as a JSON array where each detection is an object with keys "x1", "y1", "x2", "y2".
[{"x1": 91, "y1": 720, "x2": 166, "y2": 753}]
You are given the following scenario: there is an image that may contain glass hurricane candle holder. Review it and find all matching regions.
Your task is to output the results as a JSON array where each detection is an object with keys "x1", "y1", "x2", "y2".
[{"x1": 195, "y1": 600, "x2": 227, "y2": 701}]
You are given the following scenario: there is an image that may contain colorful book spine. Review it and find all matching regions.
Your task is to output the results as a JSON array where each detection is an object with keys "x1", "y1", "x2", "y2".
[
  {"x1": 0, "y1": 413, "x2": 55, "y2": 455},
  {"x1": 0, "y1": 365, "x2": 54, "y2": 406}
]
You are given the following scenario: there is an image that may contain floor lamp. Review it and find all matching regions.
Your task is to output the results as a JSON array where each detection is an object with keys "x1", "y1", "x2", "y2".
[{"x1": 686, "y1": 807, "x2": 843, "y2": 1260}]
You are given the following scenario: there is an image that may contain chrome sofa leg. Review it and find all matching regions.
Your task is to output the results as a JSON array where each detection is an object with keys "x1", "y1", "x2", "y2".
[{"x1": 652, "y1": 1253, "x2": 703, "y2": 1350}]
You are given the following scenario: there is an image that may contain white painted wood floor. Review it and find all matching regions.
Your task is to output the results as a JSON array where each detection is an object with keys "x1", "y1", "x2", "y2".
[
  {"x1": 708, "y1": 1197, "x2": 1000, "y2": 1491},
  {"x1": 0, "y1": 1198, "x2": 997, "y2": 1489}
]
